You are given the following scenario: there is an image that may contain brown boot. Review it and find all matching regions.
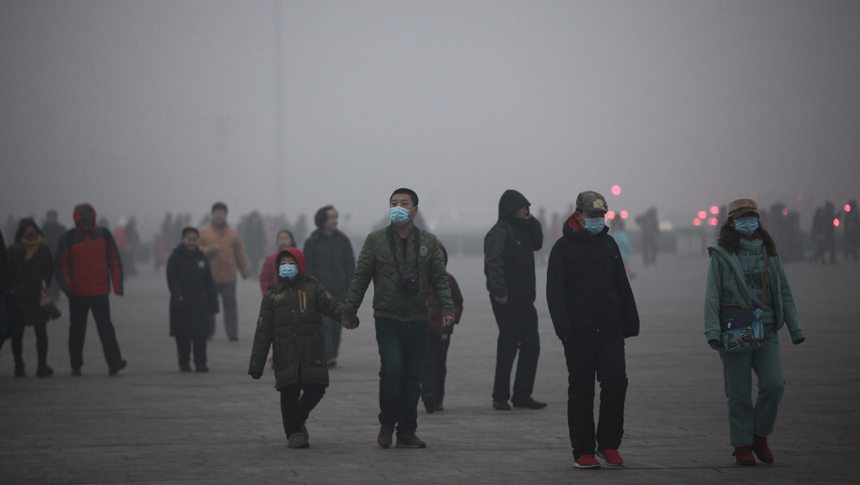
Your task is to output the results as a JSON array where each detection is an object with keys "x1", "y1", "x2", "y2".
[
  {"x1": 378, "y1": 425, "x2": 395, "y2": 448},
  {"x1": 752, "y1": 435, "x2": 774, "y2": 463},
  {"x1": 395, "y1": 432, "x2": 426, "y2": 449},
  {"x1": 732, "y1": 446, "x2": 756, "y2": 466}
]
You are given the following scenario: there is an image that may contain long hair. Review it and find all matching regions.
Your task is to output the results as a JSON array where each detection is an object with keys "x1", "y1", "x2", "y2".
[{"x1": 717, "y1": 221, "x2": 778, "y2": 256}]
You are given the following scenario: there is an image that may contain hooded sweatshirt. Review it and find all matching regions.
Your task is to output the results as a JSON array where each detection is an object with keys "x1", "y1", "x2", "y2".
[
  {"x1": 484, "y1": 190, "x2": 543, "y2": 302},
  {"x1": 54, "y1": 204, "x2": 123, "y2": 297}
]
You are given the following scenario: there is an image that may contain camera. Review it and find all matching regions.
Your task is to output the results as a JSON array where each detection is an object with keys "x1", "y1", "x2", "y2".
[{"x1": 399, "y1": 276, "x2": 420, "y2": 296}]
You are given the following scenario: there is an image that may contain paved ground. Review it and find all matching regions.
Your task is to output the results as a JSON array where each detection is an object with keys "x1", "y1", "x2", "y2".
[{"x1": 1, "y1": 253, "x2": 858, "y2": 484}]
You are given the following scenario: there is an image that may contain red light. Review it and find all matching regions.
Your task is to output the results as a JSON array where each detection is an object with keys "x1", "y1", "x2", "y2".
[
  {"x1": 708, "y1": 218, "x2": 718, "y2": 226},
  {"x1": 693, "y1": 218, "x2": 702, "y2": 226},
  {"x1": 796, "y1": 193, "x2": 803, "y2": 201},
  {"x1": 611, "y1": 185, "x2": 621, "y2": 196},
  {"x1": 834, "y1": 219, "x2": 840, "y2": 227},
  {"x1": 710, "y1": 206, "x2": 719, "y2": 215},
  {"x1": 607, "y1": 211, "x2": 616, "y2": 220},
  {"x1": 782, "y1": 208, "x2": 788, "y2": 216},
  {"x1": 620, "y1": 210, "x2": 628, "y2": 219},
  {"x1": 698, "y1": 211, "x2": 707, "y2": 219},
  {"x1": 846, "y1": 204, "x2": 852, "y2": 212}
]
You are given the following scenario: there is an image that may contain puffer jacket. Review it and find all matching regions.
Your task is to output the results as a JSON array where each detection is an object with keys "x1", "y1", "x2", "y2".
[
  {"x1": 546, "y1": 216, "x2": 639, "y2": 341},
  {"x1": 167, "y1": 244, "x2": 219, "y2": 338},
  {"x1": 484, "y1": 190, "x2": 543, "y2": 303},
  {"x1": 54, "y1": 204, "x2": 123, "y2": 297},
  {"x1": 303, "y1": 229, "x2": 355, "y2": 302},
  {"x1": 7, "y1": 242, "x2": 53, "y2": 327},
  {"x1": 343, "y1": 225, "x2": 454, "y2": 323}
]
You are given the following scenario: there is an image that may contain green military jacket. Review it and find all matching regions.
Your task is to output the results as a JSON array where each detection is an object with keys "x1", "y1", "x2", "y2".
[{"x1": 343, "y1": 225, "x2": 454, "y2": 323}]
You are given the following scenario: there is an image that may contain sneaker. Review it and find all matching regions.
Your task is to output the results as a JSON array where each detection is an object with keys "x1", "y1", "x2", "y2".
[
  {"x1": 596, "y1": 448, "x2": 624, "y2": 467},
  {"x1": 423, "y1": 395, "x2": 436, "y2": 414},
  {"x1": 512, "y1": 397, "x2": 547, "y2": 409},
  {"x1": 395, "y1": 432, "x2": 426, "y2": 449},
  {"x1": 732, "y1": 446, "x2": 756, "y2": 466},
  {"x1": 752, "y1": 435, "x2": 774, "y2": 464},
  {"x1": 327, "y1": 359, "x2": 337, "y2": 369},
  {"x1": 36, "y1": 366, "x2": 54, "y2": 377},
  {"x1": 179, "y1": 363, "x2": 192, "y2": 373},
  {"x1": 300, "y1": 422, "x2": 309, "y2": 440},
  {"x1": 378, "y1": 425, "x2": 395, "y2": 448},
  {"x1": 435, "y1": 402, "x2": 444, "y2": 412},
  {"x1": 288, "y1": 433, "x2": 309, "y2": 448},
  {"x1": 493, "y1": 400, "x2": 512, "y2": 411},
  {"x1": 195, "y1": 365, "x2": 209, "y2": 373},
  {"x1": 574, "y1": 454, "x2": 601, "y2": 469},
  {"x1": 108, "y1": 360, "x2": 127, "y2": 376},
  {"x1": 71, "y1": 368, "x2": 82, "y2": 376}
]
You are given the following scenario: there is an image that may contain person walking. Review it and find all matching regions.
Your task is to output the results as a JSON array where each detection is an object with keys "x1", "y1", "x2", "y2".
[
  {"x1": 609, "y1": 217, "x2": 635, "y2": 279},
  {"x1": 2, "y1": 219, "x2": 56, "y2": 377},
  {"x1": 167, "y1": 227, "x2": 219, "y2": 373},
  {"x1": 54, "y1": 203, "x2": 127, "y2": 376},
  {"x1": 844, "y1": 200, "x2": 859, "y2": 261},
  {"x1": 304, "y1": 205, "x2": 355, "y2": 368},
  {"x1": 547, "y1": 192, "x2": 640, "y2": 469},
  {"x1": 41, "y1": 210, "x2": 67, "y2": 302},
  {"x1": 635, "y1": 207, "x2": 660, "y2": 265},
  {"x1": 341, "y1": 188, "x2": 454, "y2": 449},
  {"x1": 484, "y1": 189, "x2": 545, "y2": 411},
  {"x1": 198, "y1": 202, "x2": 250, "y2": 341},
  {"x1": 704, "y1": 197, "x2": 805, "y2": 466}
]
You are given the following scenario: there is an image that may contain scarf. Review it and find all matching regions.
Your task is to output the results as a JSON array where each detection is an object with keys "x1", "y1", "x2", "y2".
[{"x1": 22, "y1": 235, "x2": 45, "y2": 261}]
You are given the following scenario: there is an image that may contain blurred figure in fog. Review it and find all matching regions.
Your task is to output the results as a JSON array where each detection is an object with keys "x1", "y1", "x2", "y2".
[
  {"x1": 822, "y1": 202, "x2": 837, "y2": 264},
  {"x1": 484, "y1": 190, "x2": 545, "y2": 411},
  {"x1": 2, "y1": 219, "x2": 55, "y2": 377},
  {"x1": 536, "y1": 207, "x2": 547, "y2": 266},
  {"x1": 809, "y1": 207, "x2": 827, "y2": 264},
  {"x1": 782, "y1": 211, "x2": 804, "y2": 262},
  {"x1": 610, "y1": 217, "x2": 635, "y2": 279},
  {"x1": 260, "y1": 229, "x2": 296, "y2": 295},
  {"x1": 0, "y1": 229, "x2": 8, "y2": 344},
  {"x1": 198, "y1": 202, "x2": 250, "y2": 341},
  {"x1": 55, "y1": 203, "x2": 126, "y2": 376},
  {"x1": 843, "y1": 200, "x2": 859, "y2": 261},
  {"x1": 5, "y1": 215, "x2": 18, "y2": 241},
  {"x1": 293, "y1": 214, "x2": 309, "y2": 247},
  {"x1": 304, "y1": 206, "x2": 355, "y2": 368},
  {"x1": 167, "y1": 227, "x2": 218, "y2": 372},
  {"x1": 634, "y1": 207, "x2": 660, "y2": 266},
  {"x1": 242, "y1": 211, "x2": 266, "y2": 277},
  {"x1": 125, "y1": 217, "x2": 140, "y2": 276},
  {"x1": 41, "y1": 210, "x2": 67, "y2": 302}
]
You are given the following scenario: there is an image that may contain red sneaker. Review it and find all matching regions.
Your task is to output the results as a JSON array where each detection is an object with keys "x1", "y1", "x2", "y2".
[
  {"x1": 732, "y1": 446, "x2": 756, "y2": 466},
  {"x1": 752, "y1": 435, "x2": 774, "y2": 464},
  {"x1": 596, "y1": 448, "x2": 624, "y2": 467},
  {"x1": 574, "y1": 454, "x2": 601, "y2": 469}
]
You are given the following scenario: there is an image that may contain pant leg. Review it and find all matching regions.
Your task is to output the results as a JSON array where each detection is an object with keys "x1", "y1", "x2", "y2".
[
  {"x1": 176, "y1": 336, "x2": 191, "y2": 366},
  {"x1": 323, "y1": 316, "x2": 342, "y2": 362},
  {"x1": 9, "y1": 323, "x2": 24, "y2": 367},
  {"x1": 220, "y1": 281, "x2": 238, "y2": 339},
  {"x1": 421, "y1": 334, "x2": 439, "y2": 400},
  {"x1": 436, "y1": 335, "x2": 451, "y2": 404},
  {"x1": 34, "y1": 321, "x2": 49, "y2": 367},
  {"x1": 491, "y1": 298, "x2": 521, "y2": 401},
  {"x1": 512, "y1": 302, "x2": 540, "y2": 402},
  {"x1": 68, "y1": 296, "x2": 90, "y2": 370},
  {"x1": 208, "y1": 284, "x2": 225, "y2": 338},
  {"x1": 90, "y1": 295, "x2": 123, "y2": 367},
  {"x1": 280, "y1": 383, "x2": 303, "y2": 436},
  {"x1": 375, "y1": 318, "x2": 404, "y2": 427},
  {"x1": 297, "y1": 384, "x2": 326, "y2": 425},
  {"x1": 563, "y1": 333, "x2": 599, "y2": 458},
  {"x1": 751, "y1": 330, "x2": 785, "y2": 436},
  {"x1": 595, "y1": 330, "x2": 628, "y2": 451},
  {"x1": 720, "y1": 343, "x2": 756, "y2": 446},
  {"x1": 191, "y1": 335, "x2": 208, "y2": 367},
  {"x1": 398, "y1": 321, "x2": 428, "y2": 434}
]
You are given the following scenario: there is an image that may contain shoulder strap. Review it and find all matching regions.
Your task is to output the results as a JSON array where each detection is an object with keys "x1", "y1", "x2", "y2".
[{"x1": 759, "y1": 253, "x2": 770, "y2": 312}]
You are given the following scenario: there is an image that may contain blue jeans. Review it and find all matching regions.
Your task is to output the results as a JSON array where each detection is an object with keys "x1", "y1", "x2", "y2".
[{"x1": 375, "y1": 318, "x2": 429, "y2": 436}]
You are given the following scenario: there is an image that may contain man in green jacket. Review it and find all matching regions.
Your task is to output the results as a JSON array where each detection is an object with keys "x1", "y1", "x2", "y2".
[{"x1": 342, "y1": 188, "x2": 455, "y2": 449}]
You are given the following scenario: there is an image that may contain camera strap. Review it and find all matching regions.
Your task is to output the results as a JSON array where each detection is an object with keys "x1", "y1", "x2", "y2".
[{"x1": 387, "y1": 224, "x2": 421, "y2": 281}]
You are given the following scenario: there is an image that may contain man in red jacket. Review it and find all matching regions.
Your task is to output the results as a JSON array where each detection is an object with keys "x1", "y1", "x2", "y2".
[{"x1": 54, "y1": 203, "x2": 127, "y2": 376}]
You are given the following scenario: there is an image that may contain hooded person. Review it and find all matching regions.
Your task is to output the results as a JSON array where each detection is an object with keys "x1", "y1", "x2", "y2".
[
  {"x1": 484, "y1": 189, "x2": 545, "y2": 411},
  {"x1": 54, "y1": 203, "x2": 126, "y2": 376},
  {"x1": 248, "y1": 247, "x2": 346, "y2": 449}
]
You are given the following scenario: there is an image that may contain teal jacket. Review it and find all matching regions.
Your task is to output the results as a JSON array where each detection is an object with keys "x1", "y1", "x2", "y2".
[{"x1": 704, "y1": 240, "x2": 805, "y2": 345}]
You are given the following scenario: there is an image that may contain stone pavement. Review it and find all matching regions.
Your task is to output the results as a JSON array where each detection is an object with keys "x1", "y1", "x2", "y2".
[{"x1": 1, "y1": 253, "x2": 858, "y2": 484}]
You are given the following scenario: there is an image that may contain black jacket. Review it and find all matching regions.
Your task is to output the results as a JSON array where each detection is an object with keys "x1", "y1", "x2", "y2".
[
  {"x1": 484, "y1": 190, "x2": 543, "y2": 303},
  {"x1": 546, "y1": 220, "x2": 639, "y2": 341},
  {"x1": 166, "y1": 244, "x2": 219, "y2": 338},
  {"x1": 303, "y1": 229, "x2": 355, "y2": 302},
  {"x1": 6, "y1": 242, "x2": 53, "y2": 327}
]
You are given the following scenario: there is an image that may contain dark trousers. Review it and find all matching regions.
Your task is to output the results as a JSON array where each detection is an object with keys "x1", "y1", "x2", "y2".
[
  {"x1": 563, "y1": 328, "x2": 628, "y2": 458},
  {"x1": 279, "y1": 370, "x2": 326, "y2": 437},
  {"x1": 375, "y1": 318, "x2": 428, "y2": 436},
  {"x1": 641, "y1": 235, "x2": 659, "y2": 265},
  {"x1": 208, "y1": 281, "x2": 238, "y2": 339},
  {"x1": 68, "y1": 295, "x2": 123, "y2": 370},
  {"x1": 1, "y1": 321, "x2": 48, "y2": 368},
  {"x1": 323, "y1": 315, "x2": 342, "y2": 362},
  {"x1": 421, "y1": 334, "x2": 451, "y2": 404},
  {"x1": 491, "y1": 298, "x2": 540, "y2": 402},
  {"x1": 175, "y1": 335, "x2": 207, "y2": 367}
]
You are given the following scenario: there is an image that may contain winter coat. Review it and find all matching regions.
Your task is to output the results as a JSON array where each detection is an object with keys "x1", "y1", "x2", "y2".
[
  {"x1": 166, "y1": 244, "x2": 219, "y2": 338},
  {"x1": 343, "y1": 225, "x2": 454, "y2": 324},
  {"x1": 54, "y1": 204, "x2": 123, "y2": 297},
  {"x1": 6, "y1": 242, "x2": 53, "y2": 327},
  {"x1": 546, "y1": 220, "x2": 639, "y2": 341},
  {"x1": 258, "y1": 251, "x2": 280, "y2": 295},
  {"x1": 428, "y1": 273, "x2": 463, "y2": 335},
  {"x1": 704, "y1": 240, "x2": 804, "y2": 345},
  {"x1": 484, "y1": 190, "x2": 543, "y2": 302},
  {"x1": 303, "y1": 229, "x2": 355, "y2": 302},
  {"x1": 248, "y1": 275, "x2": 344, "y2": 389},
  {"x1": 197, "y1": 224, "x2": 250, "y2": 284}
]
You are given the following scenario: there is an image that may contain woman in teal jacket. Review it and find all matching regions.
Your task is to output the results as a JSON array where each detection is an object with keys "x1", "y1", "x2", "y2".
[{"x1": 704, "y1": 198, "x2": 805, "y2": 466}]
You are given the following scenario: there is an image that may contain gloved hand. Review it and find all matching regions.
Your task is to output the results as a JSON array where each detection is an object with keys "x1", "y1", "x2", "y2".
[{"x1": 708, "y1": 339, "x2": 721, "y2": 350}]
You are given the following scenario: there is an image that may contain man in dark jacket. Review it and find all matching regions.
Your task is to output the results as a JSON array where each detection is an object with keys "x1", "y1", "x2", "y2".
[
  {"x1": 547, "y1": 191, "x2": 640, "y2": 469},
  {"x1": 484, "y1": 189, "x2": 545, "y2": 410},
  {"x1": 303, "y1": 205, "x2": 355, "y2": 368},
  {"x1": 54, "y1": 203, "x2": 127, "y2": 376}
]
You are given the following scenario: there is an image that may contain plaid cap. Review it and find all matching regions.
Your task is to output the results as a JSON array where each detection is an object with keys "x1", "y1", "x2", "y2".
[
  {"x1": 727, "y1": 197, "x2": 759, "y2": 219},
  {"x1": 575, "y1": 191, "x2": 608, "y2": 214}
]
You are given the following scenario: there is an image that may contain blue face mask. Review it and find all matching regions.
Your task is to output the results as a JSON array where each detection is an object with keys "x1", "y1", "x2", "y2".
[
  {"x1": 584, "y1": 217, "x2": 605, "y2": 235},
  {"x1": 734, "y1": 216, "x2": 759, "y2": 237},
  {"x1": 279, "y1": 264, "x2": 298, "y2": 280},
  {"x1": 389, "y1": 206, "x2": 412, "y2": 226}
]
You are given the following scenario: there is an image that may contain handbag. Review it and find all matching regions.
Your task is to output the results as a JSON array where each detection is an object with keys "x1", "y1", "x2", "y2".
[
  {"x1": 40, "y1": 290, "x2": 62, "y2": 320},
  {"x1": 715, "y1": 253, "x2": 768, "y2": 353}
]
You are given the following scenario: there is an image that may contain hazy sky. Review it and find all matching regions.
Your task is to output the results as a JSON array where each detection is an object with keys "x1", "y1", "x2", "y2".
[{"x1": 2, "y1": 1, "x2": 858, "y2": 235}]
